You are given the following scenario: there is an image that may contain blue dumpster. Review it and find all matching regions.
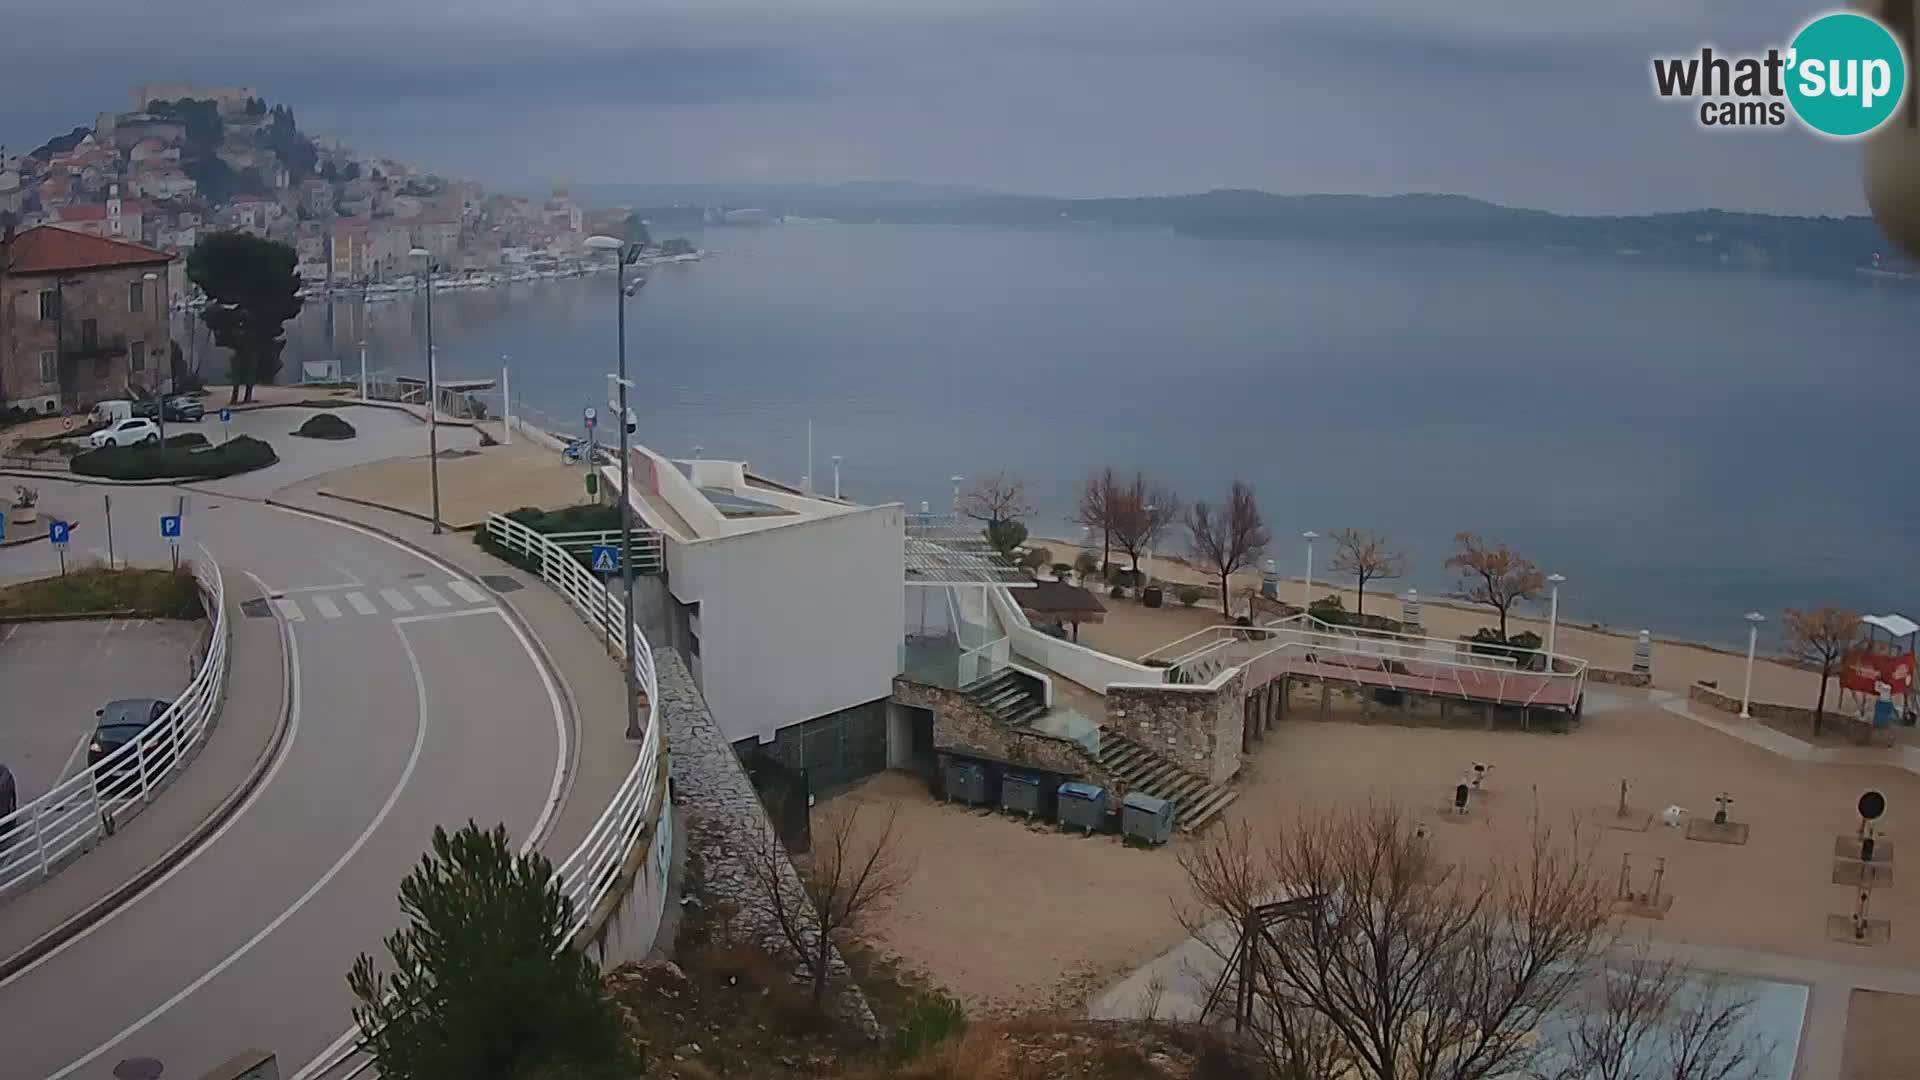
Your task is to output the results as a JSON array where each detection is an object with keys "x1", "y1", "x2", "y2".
[{"x1": 1057, "y1": 782, "x2": 1107, "y2": 833}]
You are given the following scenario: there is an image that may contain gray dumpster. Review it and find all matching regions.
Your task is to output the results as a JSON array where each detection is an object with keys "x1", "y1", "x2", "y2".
[
  {"x1": 944, "y1": 759, "x2": 989, "y2": 806},
  {"x1": 1001, "y1": 772, "x2": 1044, "y2": 818},
  {"x1": 1057, "y1": 782, "x2": 1107, "y2": 833},
  {"x1": 1121, "y1": 791, "x2": 1174, "y2": 845}
]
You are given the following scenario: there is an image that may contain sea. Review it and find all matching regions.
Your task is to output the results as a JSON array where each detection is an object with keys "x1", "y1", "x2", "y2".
[{"x1": 199, "y1": 222, "x2": 1920, "y2": 650}]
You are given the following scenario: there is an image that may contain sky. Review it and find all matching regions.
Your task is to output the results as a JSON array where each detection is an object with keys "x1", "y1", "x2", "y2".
[{"x1": 0, "y1": 0, "x2": 1883, "y2": 214}]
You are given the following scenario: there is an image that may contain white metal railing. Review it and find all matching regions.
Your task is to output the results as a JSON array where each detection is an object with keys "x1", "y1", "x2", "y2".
[
  {"x1": 483, "y1": 512, "x2": 664, "y2": 939},
  {"x1": 0, "y1": 544, "x2": 228, "y2": 899},
  {"x1": 540, "y1": 529, "x2": 665, "y2": 576}
]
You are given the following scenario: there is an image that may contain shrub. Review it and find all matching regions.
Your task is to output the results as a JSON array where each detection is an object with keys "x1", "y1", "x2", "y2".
[
  {"x1": 1110, "y1": 584, "x2": 1127, "y2": 599},
  {"x1": 1050, "y1": 562, "x2": 1073, "y2": 580},
  {"x1": 985, "y1": 519, "x2": 1027, "y2": 558},
  {"x1": 72, "y1": 435, "x2": 278, "y2": 481},
  {"x1": 1019, "y1": 546, "x2": 1051, "y2": 572},
  {"x1": 164, "y1": 432, "x2": 209, "y2": 449},
  {"x1": 1308, "y1": 594, "x2": 1349, "y2": 625},
  {"x1": 1177, "y1": 585, "x2": 1202, "y2": 607},
  {"x1": 293, "y1": 412, "x2": 357, "y2": 439},
  {"x1": 1073, "y1": 551, "x2": 1099, "y2": 578},
  {"x1": 890, "y1": 992, "x2": 967, "y2": 1059}
]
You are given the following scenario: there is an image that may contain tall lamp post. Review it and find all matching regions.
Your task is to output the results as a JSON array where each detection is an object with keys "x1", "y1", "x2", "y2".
[
  {"x1": 1301, "y1": 530, "x2": 1319, "y2": 612},
  {"x1": 586, "y1": 234, "x2": 646, "y2": 741},
  {"x1": 1741, "y1": 611, "x2": 1766, "y2": 719},
  {"x1": 408, "y1": 248, "x2": 442, "y2": 533},
  {"x1": 1545, "y1": 573, "x2": 1566, "y2": 669}
]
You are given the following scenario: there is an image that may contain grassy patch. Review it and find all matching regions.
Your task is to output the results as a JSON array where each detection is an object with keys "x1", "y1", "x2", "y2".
[
  {"x1": 72, "y1": 435, "x2": 278, "y2": 481},
  {"x1": 0, "y1": 565, "x2": 203, "y2": 618}
]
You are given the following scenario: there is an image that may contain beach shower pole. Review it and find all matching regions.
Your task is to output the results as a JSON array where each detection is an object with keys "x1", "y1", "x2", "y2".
[
  {"x1": 409, "y1": 248, "x2": 441, "y2": 534},
  {"x1": 1546, "y1": 573, "x2": 1565, "y2": 667},
  {"x1": 1741, "y1": 612, "x2": 1765, "y2": 719},
  {"x1": 1301, "y1": 531, "x2": 1319, "y2": 611}
]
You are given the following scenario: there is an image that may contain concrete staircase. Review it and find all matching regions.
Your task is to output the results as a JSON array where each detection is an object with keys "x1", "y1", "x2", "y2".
[
  {"x1": 1096, "y1": 731, "x2": 1239, "y2": 832},
  {"x1": 966, "y1": 669, "x2": 1049, "y2": 727}
]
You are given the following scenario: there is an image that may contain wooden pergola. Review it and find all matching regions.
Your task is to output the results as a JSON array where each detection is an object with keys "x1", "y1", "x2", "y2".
[{"x1": 1017, "y1": 579, "x2": 1107, "y2": 641}]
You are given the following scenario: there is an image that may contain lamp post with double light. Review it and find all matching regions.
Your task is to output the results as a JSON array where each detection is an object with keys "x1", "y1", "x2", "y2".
[
  {"x1": 1545, "y1": 573, "x2": 1566, "y2": 670},
  {"x1": 586, "y1": 234, "x2": 647, "y2": 741},
  {"x1": 408, "y1": 248, "x2": 442, "y2": 533}
]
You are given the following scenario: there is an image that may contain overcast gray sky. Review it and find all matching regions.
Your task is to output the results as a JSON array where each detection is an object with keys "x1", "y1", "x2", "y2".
[{"x1": 0, "y1": 0, "x2": 1876, "y2": 214}]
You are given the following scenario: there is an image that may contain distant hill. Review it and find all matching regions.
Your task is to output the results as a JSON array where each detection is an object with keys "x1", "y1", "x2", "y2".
[{"x1": 563, "y1": 183, "x2": 1900, "y2": 281}]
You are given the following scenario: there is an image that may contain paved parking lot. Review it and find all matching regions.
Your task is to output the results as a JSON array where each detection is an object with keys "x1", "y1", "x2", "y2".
[{"x1": 0, "y1": 619, "x2": 201, "y2": 803}]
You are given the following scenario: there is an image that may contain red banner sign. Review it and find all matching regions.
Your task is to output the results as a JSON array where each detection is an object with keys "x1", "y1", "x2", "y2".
[{"x1": 1841, "y1": 649, "x2": 1917, "y2": 695}]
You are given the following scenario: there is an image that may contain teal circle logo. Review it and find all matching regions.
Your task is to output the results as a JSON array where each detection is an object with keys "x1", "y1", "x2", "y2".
[{"x1": 1786, "y1": 12, "x2": 1908, "y2": 137}]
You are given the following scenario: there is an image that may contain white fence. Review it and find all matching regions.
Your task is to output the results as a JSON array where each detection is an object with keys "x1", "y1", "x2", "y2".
[
  {"x1": 0, "y1": 544, "x2": 228, "y2": 900},
  {"x1": 483, "y1": 512, "x2": 666, "y2": 940},
  {"x1": 541, "y1": 529, "x2": 665, "y2": 576}
]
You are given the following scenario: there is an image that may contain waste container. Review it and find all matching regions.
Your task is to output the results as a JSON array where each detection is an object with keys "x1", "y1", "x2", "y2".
[
  {"x1": 1057, "y1": 782, "x2": 1107, "y2": 833},
  {"x1": 944, "y1": 760, "x2": 990, "y2": 806},
  {"x1": 1001, "y1": 772, "x2": 1044, "y2": 818},
  {"x1": 1121, "y1": 791, "x2": 1174, "y2": 845}
]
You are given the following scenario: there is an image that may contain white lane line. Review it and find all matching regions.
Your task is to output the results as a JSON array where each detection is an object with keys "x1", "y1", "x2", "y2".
[
  {"x1": 49, "y1": 617, "x2": 433, "y2": 1080},
  {"x1": 294, "y1": 605, "x2": 568, "y2": 1080},
  {"x1": 272, "y1": 597, "x2": 305, "y2": 622},
  {"x1": 310, "y1": 594, "x2": 342, "y2": 620},
  {"x1": 446, "y1": 579, "x2": 488, "y2": 604},
  {"x1": 393, "y1": 606, "x2": 501, "y2": 625},
  {"x1": 0, "y1": 570, "x2": 303, "y2": 989},
  {"x1": 344, "y1": 591, "x2": 378, "y2": 616},
  {"x1": 56, "y1": 730, "x2": 93, "y2": 784},
  {"x1": 379, "y1": 588, "x2": 414, "y2": 612},
  {"x1": 412, "y1": 584, "x2": 451, "y2": 608}
]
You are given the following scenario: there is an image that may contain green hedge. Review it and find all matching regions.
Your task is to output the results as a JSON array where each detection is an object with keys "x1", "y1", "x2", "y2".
[
  {"x1": 72, "y1": 435, "x2": 278, "y2": 481},
  {"x1": 293, "y1": 412, "x2": 357, "y2": 439},
  {"x1": 165, "y1": 432, "x2": 210, "y2": 449}
]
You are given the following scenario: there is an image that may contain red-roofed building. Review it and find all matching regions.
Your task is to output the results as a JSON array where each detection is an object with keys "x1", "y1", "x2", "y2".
[
  {"x1": 50, "y1": 185, "x2": 144, "y2": 242},
  {"x1": 0, "y1": 225, "x2": 174, "y2": 412}
]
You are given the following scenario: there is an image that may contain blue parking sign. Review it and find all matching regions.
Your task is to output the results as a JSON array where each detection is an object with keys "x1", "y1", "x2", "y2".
[
  {"x1": 160, "y1": 514, "x2": 182, "y2": 541},
  {"x1": 48, "y1": 520, "x2": 70, "y2": 546},
  {"x1": 590, "y1": 544, "x2": 619, "y2": 574},
  {"x1": 219, "y1": 408, "x2": 232, "y2": 423}
]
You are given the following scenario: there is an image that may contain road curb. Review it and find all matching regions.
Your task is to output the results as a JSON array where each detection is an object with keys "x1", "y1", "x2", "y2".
[
  {"x1": 0, "y1": 573, "x2": 293, "y2": 983},
  {"x1": 262, "y1": 494, "x2": 583, "y2": 850}
]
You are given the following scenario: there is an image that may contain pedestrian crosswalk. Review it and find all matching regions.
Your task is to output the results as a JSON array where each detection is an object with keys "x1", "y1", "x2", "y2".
[{"x1": 270, "y1": 580, "x2": 494, "y2": 623}]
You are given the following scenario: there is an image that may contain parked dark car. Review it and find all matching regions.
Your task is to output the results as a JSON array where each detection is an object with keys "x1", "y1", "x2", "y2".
[
  {"x1": 89, "y1": 698, "x2": 176, "y2": 773},
  {"x1": 131, "y1": 397, "x2": 204, "y2": 422}
]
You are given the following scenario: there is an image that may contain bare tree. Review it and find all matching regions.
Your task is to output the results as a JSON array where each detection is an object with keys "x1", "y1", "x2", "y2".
[
  {"x1": 957, "y1": 470, "x2": 1033, "y2": 527},
  {"x1": 1781, "y1": 607, "x2": 1862, "y2": 736},
  {"x1": 1544, "y1": 942, "x2": 1766, "y2": 1080},
  {"x1": 1328, "y1": 528, "x2": 1405, "y2": 617},
  {"x1": 739, "y1": 799, "x2": 914, "y2": 1005},
  {"x1": 1073, "y1": 466, "x2": 1120, "y2": 573},
  {"x1": 1187, "y1": 481, "x2": 1269, "y2": 619},
  {"x1": 1446, "y1": 532, "x2": 1546, "y2": 640},
  {"x1": 1109, "y1": 471, "x2": 1180, "y2": 581},
  {"x1": 1178, "y1": 804, "x2": 1615, "y2": 1080}
]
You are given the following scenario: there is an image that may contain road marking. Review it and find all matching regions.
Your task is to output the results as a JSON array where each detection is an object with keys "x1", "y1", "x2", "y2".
[
  {"x1": 447, "y1": 579, "x2": 487, "y2": 604},
  {"x1": 0, "y1": 570, "x2": 302, "y2": 989},
  {"x1": 272, "y1": 597, "x2": 305, "y2": 622},
  {"x1": 344, "y1": 591, "x2": 378, "y2": 616},
  {"x1": 56, "y1": 730, "x2": 93, "y2": 784},
  {"x1": 310, "y1": 594, "x2": 342, "y2": 620},
  {"x1": 48, "y1": 615, "x2": 432, "y2": 1080},
  {"x1": 393, "y1": 606, "x2": 502, "y2": 625},
  {"x1": 294, "y1": 604, "x2": 569, "y2": 1080},
  {"x1": 412, "y1": 584, "x2": 451, "y2": 608},
  {"x1": 379, "y1": 588, "x2": 414, "y2": 612}
]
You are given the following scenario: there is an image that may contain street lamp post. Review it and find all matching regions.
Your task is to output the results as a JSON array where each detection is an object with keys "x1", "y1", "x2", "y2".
[
  {"x1": 1301, "y1": 530, "x2": 1319, "y2": 612},
  {"x1": 1546, "y1": 573, "x2": 1566, "y2": 669},
  {"x1": 143, "y1": 271, "x2": 165, "y2": 447},
  {"x1": 1741, "y1": 612, "x2": 1766, "y2": 719},
  {"x1": 831, "y1": 454, "x2": 842, "y2": 499},
  {"x1": 409, "y1": 249, "x2": 442, "y2": 533},
  {"x1": 587, "y1": 234, "x2": 645, "y2": 741},
  {"x1": 950, "y1": 475, "x2": 964, "y2": 516}
]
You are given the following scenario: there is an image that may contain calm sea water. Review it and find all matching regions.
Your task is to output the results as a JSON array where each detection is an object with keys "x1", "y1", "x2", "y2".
[{"x1": 232, "y1": 223, "x2": 1920, "y2": 649}]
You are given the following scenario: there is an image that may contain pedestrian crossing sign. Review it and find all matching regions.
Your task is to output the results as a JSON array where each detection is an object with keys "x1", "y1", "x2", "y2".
[{"x1": 591, "y1": 545, "x2": 619, "y2": 574}]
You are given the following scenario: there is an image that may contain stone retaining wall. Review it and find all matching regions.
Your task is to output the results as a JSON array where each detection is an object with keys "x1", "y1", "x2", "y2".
[
  {"x1": 1106, "y1": 671, "x2": 1245, "y2": 784},
  {"x1": 1684, "y1": 680, "x2": 1886, "y2": 745},
  {"x1": 1589, "y1": 668, "x2": 1652, "y2": 688},
  {"x1": 892, "y1": 677, "x2": 1108, "y2": 783},
  {"x1": 657, "y1": 650, "x2": 879, "y2": 1036}
]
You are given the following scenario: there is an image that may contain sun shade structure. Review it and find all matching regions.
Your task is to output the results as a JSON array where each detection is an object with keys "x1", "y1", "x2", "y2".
[
  {"x1": 1016, "y1": 580, "x2": 1107, "y2": 623},
  {"x1": 905, "y1": 537, "x2": 1032, "y2": 586}
]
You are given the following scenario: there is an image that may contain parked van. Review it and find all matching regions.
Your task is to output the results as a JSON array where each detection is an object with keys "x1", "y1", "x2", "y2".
[{"x1": 91, "y1": 399, "x2": 132, "y2": 425}]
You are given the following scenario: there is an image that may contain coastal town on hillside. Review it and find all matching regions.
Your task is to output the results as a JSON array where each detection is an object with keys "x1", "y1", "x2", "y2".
[{"x1": 0, "y1": 82, "x2": 680, "y2": 292}]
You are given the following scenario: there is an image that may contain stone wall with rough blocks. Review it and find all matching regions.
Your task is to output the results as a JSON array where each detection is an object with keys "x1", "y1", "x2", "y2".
[
  {"x1": 892, "y1": 677, "x2": 1106, "y2": 782},
  {"x1": 655, "y1": 649, "x2": 880, "y2": 1036},
  {"x1": 1105, "y1": 670, "x2": 1244, "y2": 785},
  {"x1": 1686, "y1": 679, "x2": 1887, "y2": 745},
  {"x1": 1589, "y1": 668, "x2": 1652, "y2": 688}
]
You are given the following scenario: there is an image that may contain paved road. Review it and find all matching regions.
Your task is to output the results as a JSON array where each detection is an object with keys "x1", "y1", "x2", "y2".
[{"x1": 0, "y1": 480, "x2": 566, "y2": 1079}]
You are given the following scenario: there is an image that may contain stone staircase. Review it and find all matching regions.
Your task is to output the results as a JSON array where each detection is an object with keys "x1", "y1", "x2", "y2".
[
  {"x1": 966, "y1": 669, "x2": 1049, "y2": 727},
  {"x1": 1096, "y1": 731, "x2": 1239, "y2": 832}
]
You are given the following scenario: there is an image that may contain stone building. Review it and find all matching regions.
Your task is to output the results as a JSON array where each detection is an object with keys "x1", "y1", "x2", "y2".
[{"x1": 0, "y1": 226, "x2": 173, "y2": 413}]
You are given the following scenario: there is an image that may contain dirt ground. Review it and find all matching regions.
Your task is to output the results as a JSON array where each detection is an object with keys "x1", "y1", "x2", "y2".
[
  {"x1": 1842, "y1": 989, "x2": 1920, "y2": 1080},
  {"x1": 840, "y1": 697, "x2": 1920, "y2": 1015},
  {"x1": 1040, "y1": 538, "x2": 1851, "y2": 716}
]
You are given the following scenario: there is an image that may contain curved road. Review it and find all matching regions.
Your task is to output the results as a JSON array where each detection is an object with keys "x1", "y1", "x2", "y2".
[{"x1": 0, "y1": 481, "x2": 567, "y2": 1079}]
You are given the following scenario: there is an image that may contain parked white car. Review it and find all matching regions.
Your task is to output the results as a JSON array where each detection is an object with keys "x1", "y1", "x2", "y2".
[{"x1": 89, "y1": 418, "x2": 161, "y2": 448}]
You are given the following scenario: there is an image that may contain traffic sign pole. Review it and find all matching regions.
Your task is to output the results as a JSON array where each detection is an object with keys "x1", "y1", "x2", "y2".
[
  {"x1": 103, "y1": 493, "x2": 114, "y2": 569},
  {"x1": 160, "y1": 513, "x2": 184, "y2": 571},
  {"x1": 219, "y1": 407, "x2": 232, "y2": 445}
]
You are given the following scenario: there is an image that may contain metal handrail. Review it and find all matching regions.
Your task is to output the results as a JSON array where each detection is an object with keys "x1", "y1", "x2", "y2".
[
  {"x1": 482, "y1": 512, "x2": 664, "y2": 938},
  {"x1": 0, "y1": 544, "x2": 228, "y2": 899}
]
